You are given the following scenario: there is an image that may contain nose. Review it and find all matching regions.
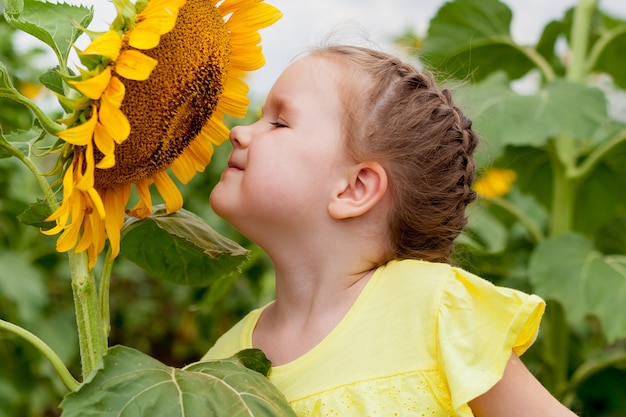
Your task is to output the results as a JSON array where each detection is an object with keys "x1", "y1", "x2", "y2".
[{"x1": 229, "y1": 124, "x2": 252, "y2": 149}]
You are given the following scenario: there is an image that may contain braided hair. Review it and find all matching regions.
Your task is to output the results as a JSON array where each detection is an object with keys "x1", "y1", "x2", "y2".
[{"x1": 312, "y1": 46, "x2": 479, "y2": 264}]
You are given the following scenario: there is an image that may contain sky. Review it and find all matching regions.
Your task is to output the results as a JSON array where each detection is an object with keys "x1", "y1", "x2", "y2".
[{"x1": 45, "y1": 0, "x2": 626, "y2": 99}]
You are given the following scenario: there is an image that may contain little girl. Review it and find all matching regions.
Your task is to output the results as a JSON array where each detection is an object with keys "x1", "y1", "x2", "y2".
[{"x1": 204, "y1": 45, "x2": 576, "y2": 416}]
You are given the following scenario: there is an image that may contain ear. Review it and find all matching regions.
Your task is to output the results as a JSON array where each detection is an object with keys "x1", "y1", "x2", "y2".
[{"x1": 328, "y1": 162, "x2": 388, "y2": 220}]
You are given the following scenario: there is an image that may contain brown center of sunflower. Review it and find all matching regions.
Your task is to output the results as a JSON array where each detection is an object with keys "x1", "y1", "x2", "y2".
[{"x1": 93, "y1": 0, "x2": 231, "y2": 187}]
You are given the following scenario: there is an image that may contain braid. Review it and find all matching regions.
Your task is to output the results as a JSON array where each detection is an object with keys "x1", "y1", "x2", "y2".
[{"x1": 313, "y1": 46, "x2": 480, "y2": 264}]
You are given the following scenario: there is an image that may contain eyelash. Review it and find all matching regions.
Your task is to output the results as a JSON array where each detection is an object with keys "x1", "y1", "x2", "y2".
[{"x1": 269, "y1": 121, "x2": 287, "y2": 128}]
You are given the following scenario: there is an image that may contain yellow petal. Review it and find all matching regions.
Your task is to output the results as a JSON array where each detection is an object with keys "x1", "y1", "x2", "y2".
[
  {"x1": 80, "y1": 30, "x2": 123, "y2": 60},
  {"x1": 216, "y1": 75, "x2": 249, "y2": 118},
  {"x1": 171, "y1": 153, "x2": 197, "y2": 184},
  {"x1": 76, "y1": 142, "x2": 95, "y2": 191},
  {"x1": 153, "y1": 170, "x2": 183, "y2": 214},
  {"x1": 103, "y1": 76, "x2": 126, "y2": 108},
  {"x1": 103, "y1": 185, "x2": 130, "y2": 260},
  {"x1": 86, "y1": 188, "x2": 106, "y2": 220},
  {"x1": 57, "y1": 105, "x2": 97, "y2": 146},
  {"x1": 474, "y1": 168, "x2": 517, "y2": 198},
  {"x1": 96, "y1": 152, "x2": 116, "y2": 169},
  {"x1": 75, "y1": 209, "x2": 96, "y2": 252},
  {"x1": 128, "y1": 179, "x2": 153, "y2": 218},
  {"x1": 200, "y1": 114, "x2": 230, "y2": 145},
  {"x1": 127, "y1": 27, "x2": 162, "y2": 50},
  {"x1": 56, "y1": 195, "x2": 86, "y2": 252},
  {"x1": 99, "y1": 96, "x2": 130, "y2": 143},
  {"x1": 94, "y1": 122, "x2": 116, "y2": 162},
  {"x1": 70, "y1": 67, "x2": 113, "y2": 100},
  {"x1": 115, "y1": 50, "x2": 158, "y2": 80}
]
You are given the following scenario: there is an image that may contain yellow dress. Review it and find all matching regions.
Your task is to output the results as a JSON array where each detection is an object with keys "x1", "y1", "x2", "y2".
[{"x1": 203, "y1": 259, "x2": 545, "y2": 417}]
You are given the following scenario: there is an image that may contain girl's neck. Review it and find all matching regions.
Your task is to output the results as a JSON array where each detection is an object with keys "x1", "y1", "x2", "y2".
[{"x1": 253, "y1": 264, "x2": 376, "y2": 366}]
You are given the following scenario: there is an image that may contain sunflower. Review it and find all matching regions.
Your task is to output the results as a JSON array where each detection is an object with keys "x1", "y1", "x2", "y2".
[
  {"x1": 43, "y1": 0, "x2": 281, "y2": 268},
  {"x1": 473, "y1": 168, "x2": 517, "y2": 199}
]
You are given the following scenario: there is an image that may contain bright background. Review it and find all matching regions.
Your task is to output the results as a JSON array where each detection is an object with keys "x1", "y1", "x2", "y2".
[{"x1": 72, "y1": 0, "x2": 626, "y2": 99}]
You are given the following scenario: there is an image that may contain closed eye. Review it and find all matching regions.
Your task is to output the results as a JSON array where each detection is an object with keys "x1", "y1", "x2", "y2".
[{"x1": 269, "y1": 121, "x2": 288, "y2": 128}]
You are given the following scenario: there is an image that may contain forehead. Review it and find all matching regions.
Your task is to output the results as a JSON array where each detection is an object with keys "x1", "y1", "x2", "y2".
[{"x1": 264, "y1": 55, "x2": 344, "y2": 112}]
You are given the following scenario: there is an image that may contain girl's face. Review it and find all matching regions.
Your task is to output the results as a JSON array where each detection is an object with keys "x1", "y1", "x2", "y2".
[{"x1": 210, "y1": 55, "x2": 350, "y2": 241}]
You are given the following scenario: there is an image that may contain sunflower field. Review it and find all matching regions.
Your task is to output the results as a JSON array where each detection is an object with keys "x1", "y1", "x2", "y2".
[{"x1": 0, "y1": 0, "x2": 625, "y2": 416}]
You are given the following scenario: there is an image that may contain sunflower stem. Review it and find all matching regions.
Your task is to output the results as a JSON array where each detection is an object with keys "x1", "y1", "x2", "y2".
[
  {"x1": 0, "y1": 319, "x2": 79, "y2": 392},
  {"x1": 10, "y1": 142, "x2": 60, "y2": 212},
  {"x1": 68, "y1": 250, "x2": 108, "y2": 379},
  {"x1": 99, "y1": 248, "x2": 115, "y2": 338}
]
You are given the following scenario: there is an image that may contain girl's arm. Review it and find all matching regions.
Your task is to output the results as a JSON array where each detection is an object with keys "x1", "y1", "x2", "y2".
[{"x1": 468, "y1": 352, "x2": 578, "y2": 417}]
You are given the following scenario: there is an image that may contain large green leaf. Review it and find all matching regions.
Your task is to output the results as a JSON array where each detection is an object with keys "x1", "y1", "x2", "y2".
[
  {"x1": 60, "y1": 346, "x2": 297, "y2": 417},
  {"x1": 121, "y1": 205, "x2": 249, "y2": 287},
  {"x1": 459, "y1": 204, "x2": 508, "y2": 254},
  {"x1": 529, "y1": 233, "x2": 626, "y2": 343},
  {"x1": 591, "y1": 13, "x2": 626, "y2": 89},
  {"x1": 2, "y1": 0, "x2": 93, "y2": 64},
  {"x1": 0, "y1": 251, "x2": 47, "y2": 325},
  {"x1": 421, "y1": 0, "x2": 533, "y2": 81},
  {"x1": 462, "y1": 74, "x2": 608, "y2": 162}
]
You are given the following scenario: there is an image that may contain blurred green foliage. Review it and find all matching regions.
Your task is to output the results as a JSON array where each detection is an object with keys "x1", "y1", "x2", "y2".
[{"x1": 2, "y1": 0, "x2": 626, "y2": 416}]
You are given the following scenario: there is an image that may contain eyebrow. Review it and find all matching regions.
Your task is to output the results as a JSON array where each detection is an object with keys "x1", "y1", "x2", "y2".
[{"x1": 261, "y1": 95, "x2": 298, "y2": 119}]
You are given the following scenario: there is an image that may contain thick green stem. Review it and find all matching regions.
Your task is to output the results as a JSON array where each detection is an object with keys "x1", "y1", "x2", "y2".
[
  {"x1": 69, "y1": 251, "x2": 107, "y2": 378},
  {"x1": 0, "y1": 319, "x2": 79, "y2": 391},
  {"x1": 567, "y1": 0, "x2": 597, "y2": 83},
  {"x1": 99, "y1": 248, "x2": 115, "y2": 338},
  {"x1": 550, "y1": 151, "x2": 578, "y2": 237},
  {"x1": 11, "y1": 143, "x2": 59, "y2": 212}
]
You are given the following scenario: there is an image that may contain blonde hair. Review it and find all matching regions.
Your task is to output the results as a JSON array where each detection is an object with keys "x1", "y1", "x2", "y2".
[{"x1": 311, "y1": 46, "x2": 479, "y2": 264}]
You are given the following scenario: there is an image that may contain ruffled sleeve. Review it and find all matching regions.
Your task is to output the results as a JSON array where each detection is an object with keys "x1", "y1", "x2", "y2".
[{"x1": 436, "y1": 266, "x2": 545, "y2": 416}]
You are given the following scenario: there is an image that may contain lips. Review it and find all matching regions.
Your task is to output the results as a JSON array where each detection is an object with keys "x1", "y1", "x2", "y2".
[{"x1": 227, "y1": 157, "x2": 244, "y2": 170}]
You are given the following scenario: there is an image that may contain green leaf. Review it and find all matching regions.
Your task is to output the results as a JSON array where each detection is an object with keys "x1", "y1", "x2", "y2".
[
  {"x1": 39, "y1": 68, "x2": 65, "y2": 96},
  {"x1": 121, "y1": 205, "x2": 249, "y2": 287},
  {"x1": 595, "y1": 216, "x2": 626, "y2": 255},
  {"x1": 592, "y1": 14, "x2": 626, "y2": 89},
  {"x1": 0, "y1": 126, "x2": 47, "y2": 159},
  {"x1": 529, "y1": 233, "x2": 626, "y2": 343},
  {"x1": 0, "y1": 251, "x2": 47, "y2": 325},
  {"x1": 3, "y1": 0, "x2": 93, "y2": 64},
  {"x1": 17, "y1": 199, "x2": 54, "y2": 229},
  {"x1": 461, "y1": 204, "x2": 508, "y2": 253},
  {"x1": 463, "y1": 74, "x2": 608, "y2": 161},
  {"x1": 60, "y1": 345, "x2": 297, "y2": 417},
  {"x1": 421, "y1": 0, "x2": 533, "y2": 81}
]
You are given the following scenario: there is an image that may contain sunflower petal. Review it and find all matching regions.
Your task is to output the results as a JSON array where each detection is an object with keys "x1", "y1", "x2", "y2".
[
  {"x1": 171, "y1": 153, "x2": 198, "y2": 184},
  {"x1": 86, "y1": 188, "x2": 106, "y2": 220},
  {"x1": 80, "y1": 30, "x2": 123, "y2": 60},
  {"x1": 128, "y1": 179, "x2": 153, "y2": 218},
  {"x1": 56, "y1": 195, "x2": 86, "y2": 252},
  {"x1": 99, "y1": 97, "x2": 131, "y2": 143},
  {"x1": 103, "y1": 185, "x2": 130, "y2": 260},
  {"x1": 70, "y1": 67, "x2": 113, "y2": 100},
  {"x1": 57, "y1": 105, "x2": 98, "y2": 145},
  {"x1": 76, "y1": 142, "x2": 95, "y2": 191},
  {"x1": 94, "y1": 122, "x2": 116, "y2": 166},
  {"x1": 116, "y1": 50, "x2": 158, "y2": 80},
  {"x1": 127, "y1": 27, "x2": 162, "y2": 50},
  {"x1": 153, "y1": 170, "x2": 183, "y2": 213}
]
